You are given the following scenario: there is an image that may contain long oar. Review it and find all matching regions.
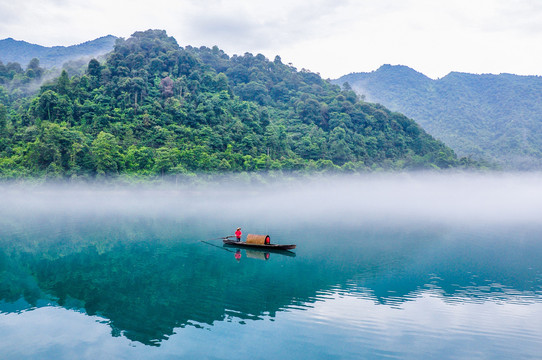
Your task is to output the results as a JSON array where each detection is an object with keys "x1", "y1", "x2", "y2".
[
  {"x1": 207, "y1": 235, "x2": 236, "y2": 241},
  {"x1": 200, "y1": 240, "x2": 235, "y2": 252}
]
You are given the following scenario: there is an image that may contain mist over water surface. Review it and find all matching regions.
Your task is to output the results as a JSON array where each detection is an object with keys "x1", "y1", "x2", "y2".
[
  {"x1": 1, "y1": 172, "x2": 542, "y2": 359},
  {"x1": 3, "y1": 172, "x2": 542, "y2": 226}
]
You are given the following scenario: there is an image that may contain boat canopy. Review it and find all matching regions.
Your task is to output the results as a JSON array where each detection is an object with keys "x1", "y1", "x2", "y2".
[{"x1": 246, "y1": 234, "x2": 270, "y2": 245}]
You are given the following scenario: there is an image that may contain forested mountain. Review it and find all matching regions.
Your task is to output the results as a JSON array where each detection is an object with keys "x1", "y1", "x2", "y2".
[
  {"x1": 0, "y1": 35, "x2": 117, "y2": 69},
  {"x1": 0, "y1": 30, "x2": 473, "y2": 179},
  {"x1": 334, "y1": 65, "x2": 542, "y2": 169}
]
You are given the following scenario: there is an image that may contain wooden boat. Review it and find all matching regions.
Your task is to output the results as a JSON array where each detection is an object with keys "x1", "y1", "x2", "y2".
[
  {"x1": 223, "y1": 242, "x2": 297, "y2": 257},
  {"x1": 223, "y1": 239, "x2": 296, "y2": 250}
]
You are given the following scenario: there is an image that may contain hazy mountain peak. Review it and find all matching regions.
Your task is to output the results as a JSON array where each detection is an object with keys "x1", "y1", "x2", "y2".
[
  {"x1": 0, "y1": 35, "x2": 117, "y2": 68},
  {"x1": 377, "y1": 64, "x2": 420, "y2": 73},
  {"x1": 376, "y1": 64, "x2": 431, "y2": 80},
  {"x1": 333, "y1": 65, "x2": 542, "y2": 169}
]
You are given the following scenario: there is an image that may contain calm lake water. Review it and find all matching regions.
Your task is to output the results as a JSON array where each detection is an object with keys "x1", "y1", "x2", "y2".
[{"x1": 1, "y1": 174, "x2": 542, "y2": 359}]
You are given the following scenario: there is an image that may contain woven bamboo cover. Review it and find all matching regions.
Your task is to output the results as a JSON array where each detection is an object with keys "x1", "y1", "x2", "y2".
[{"x1": 246, "y1": 234, "x2": 270, "y2": 245}]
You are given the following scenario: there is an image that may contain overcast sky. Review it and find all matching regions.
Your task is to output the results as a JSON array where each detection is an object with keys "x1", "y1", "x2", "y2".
[{"x1": 1, "y1": 0, "x2": 541, "y2": 79}]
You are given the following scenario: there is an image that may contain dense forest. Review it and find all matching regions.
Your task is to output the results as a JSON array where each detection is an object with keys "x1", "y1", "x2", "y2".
[
  {"x1": 335, "y1": 65, "x2": 542, "y2": 169},
  {"x1": 0, "y1": 30, "x2": 475, "y2": 179}
]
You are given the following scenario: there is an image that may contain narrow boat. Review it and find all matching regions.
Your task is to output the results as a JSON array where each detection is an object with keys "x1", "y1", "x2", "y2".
[
  {"x1": 223, "y1": 239, "x2": 296, "y2": 250},
  {"x1": 223, "y1": 234, "x2": 295, "y2": 250}
]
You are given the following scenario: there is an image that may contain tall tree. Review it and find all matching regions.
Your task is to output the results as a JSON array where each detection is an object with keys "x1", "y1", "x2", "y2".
[{"x1": 91, "y1": 131, "x2": 123, "y2": 175}]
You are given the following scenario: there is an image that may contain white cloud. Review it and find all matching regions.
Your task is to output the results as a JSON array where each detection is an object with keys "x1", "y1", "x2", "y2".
[{"x1": 1, "y1": 0, "x2": 541, "y2": 78}]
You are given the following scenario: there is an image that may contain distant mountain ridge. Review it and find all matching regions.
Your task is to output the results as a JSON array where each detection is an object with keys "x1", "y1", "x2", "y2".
[
  {"x1": 0, "y1": 35, "x2": 117, "y2": 67},
  {"x1": 334, "y1": 65, "x2": 542, "y2": 169}
]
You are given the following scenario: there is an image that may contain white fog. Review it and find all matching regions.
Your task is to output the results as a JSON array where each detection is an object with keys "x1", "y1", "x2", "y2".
[{"x1": 2, "y1": 172, "x2": 541, "y2": 228}]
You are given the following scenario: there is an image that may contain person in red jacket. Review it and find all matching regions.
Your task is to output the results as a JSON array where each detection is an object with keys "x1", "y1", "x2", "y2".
[{"x1": 235, "y1": 227, "x2": 242, "y2": 242}]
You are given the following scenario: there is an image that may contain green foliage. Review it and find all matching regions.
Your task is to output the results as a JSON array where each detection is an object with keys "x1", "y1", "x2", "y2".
[
  {"x1": 335, "y1": 65, "x2": 542, "y2": 169},
  {"x1": 90, "y1": 131, "x2": 122, "y2": 175},
  {"x1": 0, "y1": 30, "x2": 472, "y2": 179},
  {"x1": 0, "y1": 58, "x2": 49, "y2": 101},
  {"x1": 0, "y1": 103, "x2": 6, "y2": 130}
]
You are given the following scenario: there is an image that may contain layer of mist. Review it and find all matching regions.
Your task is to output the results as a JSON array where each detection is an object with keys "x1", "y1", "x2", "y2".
[{"x1": 2, "y1": 172, "x2": 541, "y2": 228}]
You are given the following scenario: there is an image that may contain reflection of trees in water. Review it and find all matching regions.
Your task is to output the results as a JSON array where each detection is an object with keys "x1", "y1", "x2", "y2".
[
  {"x1": 1, "y1": 217, "x2": 542, "y2": 346},
  {"x1": 21, "y1": 242, "x2": 324, "y2": 346}
]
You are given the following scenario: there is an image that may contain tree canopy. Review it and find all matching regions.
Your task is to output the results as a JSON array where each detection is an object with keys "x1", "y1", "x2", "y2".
[{"x1": 0, "y1": 30, "x2": 476, "y2": 179}]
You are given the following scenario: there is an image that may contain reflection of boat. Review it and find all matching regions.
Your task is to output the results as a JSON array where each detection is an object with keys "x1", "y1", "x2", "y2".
[
  {"x1": 246, "y1": 250, "x2": 270, "y2": 260},
  {"x1": 223, "y1": 239, "x2": 296, "y2": 250},
  {"x1": 224, "y1": 242, "x2": 297, "y2": 257}
]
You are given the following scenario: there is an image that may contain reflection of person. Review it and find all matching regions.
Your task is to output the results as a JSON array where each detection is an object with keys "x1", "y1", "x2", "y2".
[
  {"x1": 235, "y1": 249, "x2": 241, "y2": 261},
  {"x1": 235, "y1": 227, "x2": 242, "y2": 242}
]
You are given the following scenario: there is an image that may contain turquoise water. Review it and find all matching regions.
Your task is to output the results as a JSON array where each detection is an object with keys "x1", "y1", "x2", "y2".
[{"x1": 1, "y1": 176, "x2": 542, "y2": 359}]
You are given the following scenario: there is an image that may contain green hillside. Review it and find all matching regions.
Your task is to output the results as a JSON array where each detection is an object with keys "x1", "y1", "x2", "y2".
[
  {"x1": 0, "y1": 35, "x2": 117, "y2": 69},
  {"x1": 335, "y1": 65, "x2": 542, "y2": 169},
  {"x1": 0, "y1": 30, "x2": 473, "y2": 179}
]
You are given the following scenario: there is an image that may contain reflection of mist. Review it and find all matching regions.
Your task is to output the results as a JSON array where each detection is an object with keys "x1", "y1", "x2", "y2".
[{"x1": 2, "y1": 172, "x2": 542, "y2": 227}]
